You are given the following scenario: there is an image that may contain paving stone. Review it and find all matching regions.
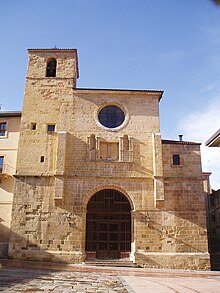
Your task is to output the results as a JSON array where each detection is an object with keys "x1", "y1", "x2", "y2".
[
  {"x1": 1, "y1": 266, "x2": 220, "y2": 292},
  {"x1": 0, "y1": 268, "x2": 129, "y2": 292}
]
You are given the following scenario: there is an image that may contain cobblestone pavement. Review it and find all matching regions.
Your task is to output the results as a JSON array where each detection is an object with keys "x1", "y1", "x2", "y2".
[
  {"x1": 1, "y1": 265, "x2": 220, "y2": 292},
  {"x1": 0, "y1": 268, "x2": 128, "y2": 292}
]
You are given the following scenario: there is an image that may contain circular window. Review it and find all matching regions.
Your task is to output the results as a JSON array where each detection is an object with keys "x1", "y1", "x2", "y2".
[{"x1": 98, "y1": 105, "x2": 125, "y2": 128}]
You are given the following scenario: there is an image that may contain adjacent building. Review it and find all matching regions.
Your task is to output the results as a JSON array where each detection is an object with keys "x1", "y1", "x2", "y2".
[
  {"x1": 0, "y1": 48, "x2": 210, "y2": 269},
  {"x1": 206, "y1": 129, "x2": 220, "y2": 148},
  {"x1": 206, "y1": 129, "x2": 220, "y2": 270},
  {"x1": 206, "y1": 189, "x2": 220, "y2": 269},
  {"x1": 0, "y1": 112, "x2": 21, "y2": 257}
]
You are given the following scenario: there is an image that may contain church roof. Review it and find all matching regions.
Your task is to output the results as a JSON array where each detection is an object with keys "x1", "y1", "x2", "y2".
[
  {"x1": 0, "y1": 111, "x2": 22, "y2": 117},
  {"x1": 75, "y1": 88, "x2": 164, "y2": 100},
  {"x1": 162, "y1": 139, "x2": 201, "y2": 145}
]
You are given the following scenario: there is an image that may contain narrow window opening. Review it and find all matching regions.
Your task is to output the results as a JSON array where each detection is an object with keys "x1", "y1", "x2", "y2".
[
  {"x1": 46, "y1": 58, "x2": 57, "y2": 77},
  {"x1": 0, "y1": 122, "x2": 7, "y2": 136},
  {"x1": 0, "y1": 156, "x2": 4, "y2": 173},
  {"x1": 173, "y1": 154, "x2": 180, "y2": 165},
  {"x1": 40, "y1": 156, "x2": 45, "y2": 163},
  {"x1": 31, "y1": 123, "x2": 37, "y2": 130},
  {"x1": 47, "y1": 124, "x2": 56, "y2": 133}
]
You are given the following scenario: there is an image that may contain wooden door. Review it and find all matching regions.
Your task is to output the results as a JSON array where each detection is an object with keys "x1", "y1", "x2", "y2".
[{"x1": 86, "y1": 189, "x2": 131, "y2": 259}]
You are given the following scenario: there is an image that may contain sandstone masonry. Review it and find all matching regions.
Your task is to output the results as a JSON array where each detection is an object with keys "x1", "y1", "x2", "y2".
[{"x1": 8, "y1": 49, "x2": 210, "y2": 270}]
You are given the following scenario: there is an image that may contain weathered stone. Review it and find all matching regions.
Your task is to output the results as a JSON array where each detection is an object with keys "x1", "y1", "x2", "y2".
[{"x1": 6, "y1": 48, "x2": 210, "y2": 270}]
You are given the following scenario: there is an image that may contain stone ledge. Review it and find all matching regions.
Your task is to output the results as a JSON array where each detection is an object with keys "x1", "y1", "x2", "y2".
[{"x1": 135, "y1": 252, "x2": 210, "y2": 270}]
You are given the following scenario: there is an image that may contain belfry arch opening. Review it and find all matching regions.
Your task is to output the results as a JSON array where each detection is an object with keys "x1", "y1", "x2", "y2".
[
  {"x1": 86, "y1": 189, "x2": 131, "y2": 259},
  {"x1": 46, "y1": 58, "x2": 57, "y2": 77}
]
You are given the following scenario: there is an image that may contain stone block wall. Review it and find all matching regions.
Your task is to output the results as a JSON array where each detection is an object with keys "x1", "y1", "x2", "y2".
[
  {"x1": 9, "y1": 176, "x2": 154, "y2": 263},
  {"x1": 8, "y1": 48, "x2": 210, "y2": 269},
  {"x1": 26, "y1": 49, "x2": 78, "y2": 80}
]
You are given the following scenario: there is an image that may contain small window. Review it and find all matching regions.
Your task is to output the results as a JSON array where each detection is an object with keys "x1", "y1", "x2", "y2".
[
  {"x1": 46, "y1": 58, "x2": 57, "y2": 77},
  {"x1": 210, "y1": 198, "x2": 214, "y2": 206},
  {"x1": 0, "y1": 156, "x2": 4, "y2": 173},
  {"x1": 40, "y1": 156, "x2": 45, "y2": 163},
  {"x1": 173, "y1": 154, "x2": 180, "y2": 165},
  {"x1": 47, "y1": 124, "x2": 56, "y2": 133},
  {"x1": 0, "y1": 122, "x2": 7, "y2": 136},
  {"x1": 31, "y1": 123, "x2": 37, "y2": 130}
]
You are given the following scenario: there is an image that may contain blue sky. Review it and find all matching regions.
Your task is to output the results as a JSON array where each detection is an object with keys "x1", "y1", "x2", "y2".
[{"x1": 0, "y1": 0, "x2": 220, "y2": 188}]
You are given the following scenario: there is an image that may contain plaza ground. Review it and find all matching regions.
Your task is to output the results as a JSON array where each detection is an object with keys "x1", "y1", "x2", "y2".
[{"x1": 1, "y1": 260, "x2": 220, "y2": 292}]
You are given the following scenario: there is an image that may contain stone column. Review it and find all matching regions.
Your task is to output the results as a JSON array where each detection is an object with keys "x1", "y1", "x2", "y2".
[{"x1": 152, "y1": 133, "x2": 164, "y2": 206}]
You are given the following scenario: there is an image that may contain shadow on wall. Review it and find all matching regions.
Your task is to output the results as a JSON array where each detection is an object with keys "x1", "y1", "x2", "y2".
[
  {"x1": 0, "y1": 219, "x2": 10, "y2": 258},
  {"x1": 137, "y1": 211, "x2": 205, "y2": 253},
  {"x1": 0, "y1": 223, "x2": 71, "y2": 264},
  {"x1": 8, "y1": 176, "x2": 84, "y2": 263},
  {"x1": 131, "y1": 138, "x2": 154, "y2": 177},
  {"x1": 0, "y1": 177, "x2": 14, "y2": 193},
  {"x1": 0, "y1": 222, "x2": 73, "y2": 291},
  {"x1": 65, "y1": 134, "x2": 154, "y2": 178}
]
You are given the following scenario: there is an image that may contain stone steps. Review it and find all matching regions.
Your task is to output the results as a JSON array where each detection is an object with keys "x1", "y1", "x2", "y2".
[
  {"x1": 84, "y1": 259, "x2": 138, "y2": 268},
  {"x1": 2, "y1": 259, "x2": 220, "y2": 278}
]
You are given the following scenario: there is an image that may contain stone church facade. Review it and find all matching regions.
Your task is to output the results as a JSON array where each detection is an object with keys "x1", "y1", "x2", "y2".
[{"x1": 8, "y1": 48, "x2": 210, "y2": 269}]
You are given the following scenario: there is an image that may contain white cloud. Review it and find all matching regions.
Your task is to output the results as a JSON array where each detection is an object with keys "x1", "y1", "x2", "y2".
[
  {"x1": 200, "y1": 84, "x2": 216, "y2": 93},
  {"x1": 178, "y1": 98, "x2": 220, "y2": 190}
]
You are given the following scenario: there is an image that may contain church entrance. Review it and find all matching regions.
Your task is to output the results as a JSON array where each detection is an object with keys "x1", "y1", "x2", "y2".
[{"x1": 86, "y1": 189, "x2": 131, "y2": 259}]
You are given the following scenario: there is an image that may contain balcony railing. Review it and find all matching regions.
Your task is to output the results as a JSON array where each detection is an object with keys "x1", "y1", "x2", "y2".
[{"x1": 0, "y1": 163, "x2": 16, "y2": 179}]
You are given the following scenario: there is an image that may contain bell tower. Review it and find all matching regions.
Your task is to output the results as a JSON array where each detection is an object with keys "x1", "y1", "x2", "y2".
[
  {"x1": 16, "y1": 48, "x2": 79, "y2": 175},
  {"x1": 26, "y1": 48, "x2": 79, "y2": 85}
]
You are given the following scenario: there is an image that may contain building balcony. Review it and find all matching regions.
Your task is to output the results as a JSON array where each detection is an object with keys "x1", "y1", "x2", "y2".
[{"x1": 0, "y1": 164, "x2": 15, "y2": 180}]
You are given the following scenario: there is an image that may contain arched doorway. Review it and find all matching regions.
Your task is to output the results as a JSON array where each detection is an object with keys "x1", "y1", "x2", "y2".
[{"x1": 86, "y1": 189, "x2": 131, "y2": 259}]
